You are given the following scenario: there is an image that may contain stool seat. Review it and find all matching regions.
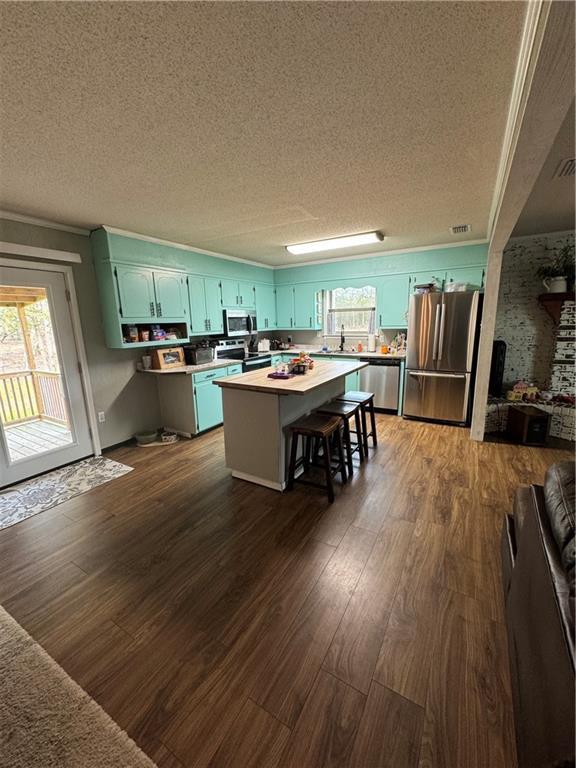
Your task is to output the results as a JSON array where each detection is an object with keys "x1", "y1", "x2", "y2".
[
  {"x1": 316, "y1": 400, "x2": 360, "y2": 418},
  {"x1": 338, "y1": 391, "x2": 374, "y2": 405},
  {"x1": 289, "y1": 413, "x2": 342, "y2": 436},
  {"x1": 287, "y1": 413, "x2": 347, "y2": 503}
]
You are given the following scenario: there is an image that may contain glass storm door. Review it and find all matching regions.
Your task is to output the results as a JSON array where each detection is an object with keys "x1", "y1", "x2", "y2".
[{"x1": 0, "y1": 266, "x2": 93, "y2": 487}]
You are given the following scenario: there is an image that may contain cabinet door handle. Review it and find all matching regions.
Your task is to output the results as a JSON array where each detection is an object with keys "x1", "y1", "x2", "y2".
[
  {"x1": 240, "y1": 296, "x2": 243, "y2": 305},
  {"x1": 150, "y1": 301, "x2": 155, "y2": 316},
  {"x1": 156, "y1": 302, "x2": 162, "y2": 317},
  {"x1": 309, "y1": 317, "x2": 312, "y2": 327},
  {"x1": 379, "y1": 314, "x2": 382, "y2": 327}
]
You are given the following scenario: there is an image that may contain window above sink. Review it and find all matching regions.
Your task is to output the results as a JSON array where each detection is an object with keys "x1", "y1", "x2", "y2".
[{"x1": 324, "y1": 286, "x2": 376, "y2": 336}]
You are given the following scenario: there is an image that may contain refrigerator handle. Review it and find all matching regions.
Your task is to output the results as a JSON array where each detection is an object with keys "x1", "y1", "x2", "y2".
[
  {"x1": 408, "y1": 371, "x2": 466, "y2": 378},
  {"x1": 432, "y1": 303, "x2": 441, "y2": 360},
  {"x1": 438, "y1": 303, "x2": 446, "y2": 360}
]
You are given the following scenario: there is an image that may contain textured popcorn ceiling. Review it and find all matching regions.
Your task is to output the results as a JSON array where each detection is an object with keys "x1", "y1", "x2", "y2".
[
  {"x1": 0, "y1": 1, "x2": 525, "y2": 265},
  {"x1": 513, "y1": 104, "x2": 575, "y2": 237}
]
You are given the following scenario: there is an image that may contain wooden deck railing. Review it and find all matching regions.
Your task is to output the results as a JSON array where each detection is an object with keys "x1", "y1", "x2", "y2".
[{"x1": 0, "y1": 370, "x2": 68, "y2": 426}]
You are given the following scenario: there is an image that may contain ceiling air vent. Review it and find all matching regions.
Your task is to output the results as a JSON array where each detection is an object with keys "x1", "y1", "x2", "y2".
[
  {"x1": 553, "y1": 158, "x2": 575, "y2": 179},
  {"x1": 450, "y1": 224, "x2": 470, "y2": 235}
]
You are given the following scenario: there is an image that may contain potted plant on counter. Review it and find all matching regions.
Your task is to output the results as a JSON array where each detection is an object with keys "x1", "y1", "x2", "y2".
[{"x1": 537, "y1": 240, "x2": 575, "y2": 293}]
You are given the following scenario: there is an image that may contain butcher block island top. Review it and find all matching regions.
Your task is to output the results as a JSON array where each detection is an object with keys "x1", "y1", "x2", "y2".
[{"x1": 215, "y1": 359, "x2": 367, "y2": 396}]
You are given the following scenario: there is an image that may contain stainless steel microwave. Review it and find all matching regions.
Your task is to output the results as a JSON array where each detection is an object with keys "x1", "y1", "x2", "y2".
[{"x1": 223, "y1": 309, "x2": 257, "y2": 337}]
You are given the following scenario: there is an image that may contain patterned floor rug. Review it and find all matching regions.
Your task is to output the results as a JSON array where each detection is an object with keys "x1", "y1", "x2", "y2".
[{"x1": 0, "y1": 457, "x2": 133, "y2": 531}]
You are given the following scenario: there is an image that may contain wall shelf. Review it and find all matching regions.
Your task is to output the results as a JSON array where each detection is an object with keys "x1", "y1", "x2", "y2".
[{"x1": 537, "y1": 292, "x2": 575, "y2": 324}]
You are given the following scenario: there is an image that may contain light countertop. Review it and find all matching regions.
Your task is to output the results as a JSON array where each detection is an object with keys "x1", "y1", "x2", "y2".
[
  {"x1": 139, "y1": 359, "x2": 238, "y2": 375},
  {"x1": 271, "y1": 346, "x2": 405, "y2": 360},
  {"x1": 215, "y1": 359, "x2": 367, "y2": 396}
]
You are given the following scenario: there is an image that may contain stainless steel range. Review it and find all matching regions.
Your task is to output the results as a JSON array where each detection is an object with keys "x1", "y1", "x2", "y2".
[{"x1": 213, "y1": 340, "x2": 271, "y2": 372}]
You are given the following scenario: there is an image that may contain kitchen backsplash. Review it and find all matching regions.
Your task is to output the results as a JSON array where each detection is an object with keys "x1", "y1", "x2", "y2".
[{"x1": 264, "y1": 329, "x2": 404, "y2": 349}]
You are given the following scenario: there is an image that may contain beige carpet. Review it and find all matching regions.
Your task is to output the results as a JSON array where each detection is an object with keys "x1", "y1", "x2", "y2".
[{"x1": 0, "y1": 606, "x2": 156, "y2": 768}]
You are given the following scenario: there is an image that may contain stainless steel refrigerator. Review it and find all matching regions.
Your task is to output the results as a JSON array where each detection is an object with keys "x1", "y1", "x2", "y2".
[{"x1": 404, "y1": 291, "x2": 481, "y2": 425}]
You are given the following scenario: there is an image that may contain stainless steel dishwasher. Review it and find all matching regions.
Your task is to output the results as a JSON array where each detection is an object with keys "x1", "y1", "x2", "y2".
[{"x1": 359, "y1": 358, "x2": 401, "y2": 411}]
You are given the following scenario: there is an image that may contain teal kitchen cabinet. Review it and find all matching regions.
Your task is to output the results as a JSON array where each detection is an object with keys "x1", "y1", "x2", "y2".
[
  {"x1": 376, "y1": 275, "x2": 410, "y2": 328},
  {"x1": 255, "y1": 284, "x2": 277, "y2": 331},
  {"x1": 194, "y1": 379, "x2": 224, "y2": 432},
  {"x1": 220, "y1": 279, "x2": 256, "y2": 308},
  {"x1": 114, "y1": 265, "x2": 188, "y2": 322},
  {"x1": 193, "y1": 365, "x2": 240, "y2": 432},
  {"x1": 293, "y1": 285, "x2": 321, "y2": 329},
  {"x1": 445, "y1": 266, "x2": 485, "y2": 289},
  {"x1": 187, "y1": 276, "x2": 224, "y2": 335},
  {"x1": 238, "y1": 281, "x2": 256, "y2": 308},
  {"x1": 153, "y1": 270, "x2": 188, "y2": 321},
  {"x1": 410, "y1": 271, "x2": 446, "y2": 291},
  {"x1": 276, "y1": 285, "x2": 320, "y2": 330},
  {"x1": 188, "y1": 276, "x2": 208, "y2": 334},
  {"x1": 276, "y1": 286, "x2": 295, "y2": 329},
  {"x1": 114, "y1": 265, "x2": 156, "y2": 320},
  {"x1": 205, "y1": 278, "x2": 224, "y2": 334}
]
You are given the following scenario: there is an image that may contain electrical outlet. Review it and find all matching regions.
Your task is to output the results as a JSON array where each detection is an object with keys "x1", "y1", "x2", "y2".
[{"x1": 97, "y1": 411, "x2": 105, "y2": 423}]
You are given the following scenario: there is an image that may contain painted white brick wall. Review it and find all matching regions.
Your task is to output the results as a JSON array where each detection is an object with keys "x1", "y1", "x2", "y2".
[
  {"x1": 485, "y1": 231, "x2": 575, "y2": 442},
  {"x1": 493, "y1": 232, "x2": 574, "y2": 388}
]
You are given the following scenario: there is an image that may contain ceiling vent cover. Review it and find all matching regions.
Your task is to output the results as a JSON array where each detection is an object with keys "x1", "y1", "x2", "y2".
[
  {"x1": 553, "y1": 158, "x2": 575, "y2": 178},
  {"x1": 450, "y1": 224, "x2": 470, "y2": 235}
]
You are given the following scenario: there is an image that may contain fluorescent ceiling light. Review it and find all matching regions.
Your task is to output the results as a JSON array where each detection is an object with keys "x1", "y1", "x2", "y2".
[{"x1": 286, "y1": 231, "x2": 384, "y2": 255}]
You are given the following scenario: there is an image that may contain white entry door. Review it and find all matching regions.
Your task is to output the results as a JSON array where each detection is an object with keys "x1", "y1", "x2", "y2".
[{"x1": 0, "y1": 266, "x2": 93, "y2": 487}]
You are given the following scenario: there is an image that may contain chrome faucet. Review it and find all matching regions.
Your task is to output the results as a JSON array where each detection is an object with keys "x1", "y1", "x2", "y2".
[{"x1": 339, "y1": 324, "x2": 345, "y2": 352}]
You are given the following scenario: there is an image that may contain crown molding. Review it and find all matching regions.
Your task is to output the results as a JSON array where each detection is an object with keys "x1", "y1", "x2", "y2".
[
  {"x1": 101, "y1": 226, "x2": 274, "y2": 270},
  {"x1": 273, "y1": 238, "x2": 489, "y2": 269},
  {"x1": 0, "y1": 210, "x2": 90, "y2": 236},
  {"x1": 486, "y1": 0, "x2": 546, "y2": 239}
]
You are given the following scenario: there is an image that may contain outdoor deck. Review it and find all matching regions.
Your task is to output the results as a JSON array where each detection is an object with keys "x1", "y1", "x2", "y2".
[{"x1": 5, "y1": 420, "x2": 72, "y2": 461}]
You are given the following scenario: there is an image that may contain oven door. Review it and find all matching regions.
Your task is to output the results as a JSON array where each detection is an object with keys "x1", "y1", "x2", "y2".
[{"x1": 224, "y1": 311, "x2": 250, "y2": 337}]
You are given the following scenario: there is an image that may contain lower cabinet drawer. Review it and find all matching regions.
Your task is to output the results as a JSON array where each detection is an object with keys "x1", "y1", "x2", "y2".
[
  {"x1": 193, "y1": 367, "x2": 227, "y2": 385},
  {"x1": 226, "y1": 364, "x2": 243, "y2": 376}
]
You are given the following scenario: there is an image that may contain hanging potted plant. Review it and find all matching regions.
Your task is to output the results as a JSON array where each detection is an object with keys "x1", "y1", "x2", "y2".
[{"x1": 537, "y1": 240, "x2": 575, "y2": 293}]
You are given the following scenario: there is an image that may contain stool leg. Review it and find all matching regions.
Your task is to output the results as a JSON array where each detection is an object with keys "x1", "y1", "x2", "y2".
[
  {"x1": 336, "y1": 426, "x2": 347, "y2": 485},
  {"x1": 343, "y1": 418, "x2": 353, "y2": 477},
  {"x1": 322, "y1": 435, "x2": 335, "y2": 503},
  {"x1": 312, "y1": 435, "x2": 321, "y2": 464},
  {"x1": 287, "y1": 433, "x2": 298, "y2": 491},
  {"x1": 304, "y1": 435, "x2": 311, "y2": 470},
  {"x1": 360, "y1": 405, "x2": 369, "y2": 457},
  {"x1": 369, "y1": 400, "x2": 378, "y2": 447},
  {"x1": 354, "y1": 409, "x2": 365, "y2": 462}
]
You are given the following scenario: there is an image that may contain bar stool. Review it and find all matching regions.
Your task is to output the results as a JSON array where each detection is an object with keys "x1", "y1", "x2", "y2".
[
  {"x1": 287, "y1": 413, "x2": 347, "y2": 503},
  {"x1": 316, "y1": 400, "x2": 364, "y2": 477},
  {"x1": 337, "y1": 391, "x2": 378, "y2": 456}
]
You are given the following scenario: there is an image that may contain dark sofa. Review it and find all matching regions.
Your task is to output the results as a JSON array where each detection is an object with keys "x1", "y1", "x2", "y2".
[{"x1": 501, "y1": 461, "x2": 575, "y2": 768}]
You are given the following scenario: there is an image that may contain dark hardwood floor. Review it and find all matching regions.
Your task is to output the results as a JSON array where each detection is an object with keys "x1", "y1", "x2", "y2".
[{"x1": 0, "y1": 415, "x2": 571, "y2": 767}]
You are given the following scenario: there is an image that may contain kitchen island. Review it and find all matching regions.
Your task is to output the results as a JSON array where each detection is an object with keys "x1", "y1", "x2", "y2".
[{"x1": 215, "y1": 359, "x2": 367, "y2": 490}]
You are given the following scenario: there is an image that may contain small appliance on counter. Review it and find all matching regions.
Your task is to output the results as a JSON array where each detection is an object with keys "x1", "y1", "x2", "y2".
[{"x1": 183, "y1": 342, "x2": 214, "y2": 365}]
